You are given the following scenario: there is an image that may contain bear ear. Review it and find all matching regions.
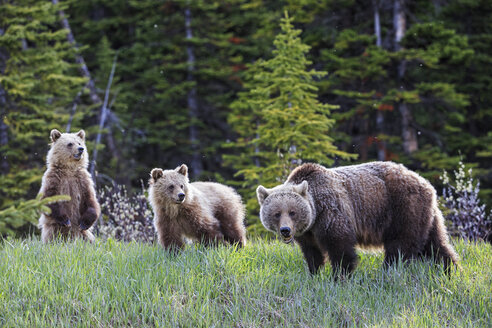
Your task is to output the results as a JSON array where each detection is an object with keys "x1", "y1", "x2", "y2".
[
  {"x1": 176, "y1": 164, "x2": 188, "y2": 176},
  {"x1": 293, "y1": 180, "x2": 309, "y2": 197},
  {"x1": 50, "y1": 129, "x2": 62, "y2": 142},
  {"x1": 256, "y1": 185, "x2": 270, "y2": 206},
  {"x1": 151, "y1": 168, "x2": 164, "y2": 181},
  {"x1": 76, "y1": 130, "x2": 86, "y2": 140}
]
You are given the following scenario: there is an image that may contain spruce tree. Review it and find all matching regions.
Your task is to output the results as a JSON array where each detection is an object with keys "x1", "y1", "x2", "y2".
[
  {"x1": 0, "y1": 0, "x2": 86, "y2": 234},
  {"x1": 226, "y1": 12, "x2": 355, "y2": 233}
]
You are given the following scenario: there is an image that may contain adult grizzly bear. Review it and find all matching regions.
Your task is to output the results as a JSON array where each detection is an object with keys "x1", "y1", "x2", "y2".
[
  {"x1": 38, "y1": 129, "x2": 100, "y2": 243},
  {"x1": 148, "y1": 164, "x2": 246, "y2": 251},
  {"x1": 256, "y1": 162, "x2": 459, "y2": 276}
]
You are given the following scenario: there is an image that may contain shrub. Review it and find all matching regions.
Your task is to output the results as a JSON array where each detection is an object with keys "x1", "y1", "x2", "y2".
[
  {"x1": 440, "y1": 161, "x2": 491, "y2": 242},
  {"x1": 96, "y1": 183, "x2": 155, "y2": 243}
]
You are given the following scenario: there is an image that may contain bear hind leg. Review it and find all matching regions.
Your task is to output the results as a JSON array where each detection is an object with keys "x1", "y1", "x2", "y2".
[
  {"x1": 41, "y1": 224, "x2": 69, "y2": 243},
  {"x1": 221, "y1": 222, "x2": 246, "y2": 248},
  {"x1": 41, "y1": 225, "x2": 55, "y2": 243},
  {"x1": 384, "y1": 243, "x2": 419, "y2": 267},
  {"x1": 215, "y1": 207, "x2": 247, "y2": 247},
  {"x1": 81, "y1": 229, "x2": 95, "y2": 243},
  {"x1": 422, "y1": 216, "x2": 459, "y2": 274}
]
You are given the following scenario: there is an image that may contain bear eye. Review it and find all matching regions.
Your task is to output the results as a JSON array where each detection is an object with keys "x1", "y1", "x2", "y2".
[
  {"x1": 180, "y1": 185, "x2": 184, "y2": 189},
  {"x1": 168, "y1": 185, "x2": 174, "y2": 190},
  {"x1": 274, "y1": 212, "x2": 281, "y2": 218},
  {"x1": 67, "y1": 143, "x2": 73, "y2": 147},
  {"x1": 289, "y1": 211, "x2": 296, "y2": 217}
]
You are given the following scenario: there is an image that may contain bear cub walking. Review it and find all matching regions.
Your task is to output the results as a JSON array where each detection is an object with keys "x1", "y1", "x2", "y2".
[
  {"x1": 38, "y1": 129, "x2": 100, "y2": 243},
  {"x1": 257, "y1": 162, "x2": 459, "y2": 276},
  {"x1": 149, "y1": 164, "x2": 247, "y2": 250}
]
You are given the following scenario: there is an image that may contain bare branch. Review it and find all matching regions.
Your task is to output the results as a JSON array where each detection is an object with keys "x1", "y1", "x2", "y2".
[{"x1": 52, "y1": 0, "x2": 102, "y2": 105}]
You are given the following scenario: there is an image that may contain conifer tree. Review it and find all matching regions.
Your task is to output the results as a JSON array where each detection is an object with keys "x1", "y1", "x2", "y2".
[
  {"x1": 0, "y1": 0, "x2": 86, "y2": 233},
  {"x1": 226, "y1": 12, "x2": 355, "y2": 232},
  {"x1": 319, "y1": 2, "x2": 473, "y2": 180}
]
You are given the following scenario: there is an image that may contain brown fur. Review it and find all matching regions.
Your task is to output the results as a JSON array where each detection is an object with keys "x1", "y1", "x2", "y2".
[
  {"x1": 148, "y1": 164, "x2": 247, "y2": 251},
  {"x1": 38, "y1": 129, "x2": 100, "y2": 243},
  {"x1": 257, "y1": 162, "x2": 459, "y2": 276}
]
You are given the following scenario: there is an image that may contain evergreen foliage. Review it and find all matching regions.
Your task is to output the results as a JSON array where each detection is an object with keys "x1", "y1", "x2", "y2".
[
  {"x1": 0, "y1": 0, "x2": 491, "y2": 237},
  {"x1": 226, "y1": 12, "x2": 355, "y2": 232},
  {"x1": 320, "y1": 14, "x2": 473, "y2": 181},
  {"x1": 0, "y1": 0, "x2": 87, "y2": 232},
  {"x1": 0, "y1": 193, "x2": 70, "y2": 236}
]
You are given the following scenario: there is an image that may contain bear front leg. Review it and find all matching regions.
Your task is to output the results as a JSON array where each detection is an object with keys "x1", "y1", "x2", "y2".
[
  {"x1": 80, "y1": 207, "x2": 98, "y2": 230},
  {"x1": 199, "y1": 227, "x2": 225, "y2": 247},
  {"x1": 158, "y1": 224, "x2": 185, "y2": 253},
  {"x1": 322, "y1": 234, "x2": 358, "y2": 279},
  {"x1": 47, "y1": 203, "x2": 71, "y2": 227},
  {"x1": 296, "y1": 232, "x2": 326, "y2": 275},
  {"x1": 162, "y1": 236, "x2": 186, "y2": 254},
  {"x1": 79, "y1": 182, "x2": 101, "y2": 231}
]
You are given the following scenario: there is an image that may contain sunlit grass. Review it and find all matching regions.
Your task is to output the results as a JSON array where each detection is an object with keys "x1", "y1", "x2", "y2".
[{"x1": 0, "y1": 238, "x2": 490, "y2": 327}]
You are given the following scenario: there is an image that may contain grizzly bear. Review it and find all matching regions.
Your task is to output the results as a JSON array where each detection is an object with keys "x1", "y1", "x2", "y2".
[
  {"x1": 256, "y1": 162, "x2": 459, "y2": 276},
  {"x1": 38, "y1": 129, "x2": 100, "y2": 243},
  {"x1": 148, "y1": 164, "x2": 247, "y2": 251}
]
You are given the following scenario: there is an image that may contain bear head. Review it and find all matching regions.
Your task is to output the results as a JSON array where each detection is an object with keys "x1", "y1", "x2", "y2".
[
  {"x1": 149, "y1": 164, "x2": 190, "y2": 205},
  {"x1": 47, "y1": 129, "x2": 88, "y2": 168},
  {"x1": 256, "y1": 181, "x2": 315, "y2": 243}
]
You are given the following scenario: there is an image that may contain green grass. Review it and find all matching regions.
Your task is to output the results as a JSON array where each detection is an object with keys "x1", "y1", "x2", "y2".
[{"x1": 0, "y1": 238, "x2": 490, "y2": 327}]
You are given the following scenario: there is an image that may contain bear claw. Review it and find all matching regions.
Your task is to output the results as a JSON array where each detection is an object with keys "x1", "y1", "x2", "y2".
[{"x1": 59, "y1": 218, "x2": 71, "y2": 227}]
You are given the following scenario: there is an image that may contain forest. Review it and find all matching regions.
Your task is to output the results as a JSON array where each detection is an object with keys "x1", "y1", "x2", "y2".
[{"x1": 1, "y1": 0, "x2": 491, "y2": 239}]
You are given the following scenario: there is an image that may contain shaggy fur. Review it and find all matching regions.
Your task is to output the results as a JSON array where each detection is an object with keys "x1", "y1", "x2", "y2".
[
  {"x1": 257, "y1": 162, "x2": 459, "y2": 276},
  {"x1": 38, "y1": 129, "x2": 100, "y2": 243},
  {"x1": 148, "y1": 164, "x2": 246, "y2": 251}
]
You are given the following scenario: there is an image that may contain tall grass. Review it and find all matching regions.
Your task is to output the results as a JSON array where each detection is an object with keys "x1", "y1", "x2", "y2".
[{"x1": 0, "y1": 238, "x2": 490, "y2": 327}]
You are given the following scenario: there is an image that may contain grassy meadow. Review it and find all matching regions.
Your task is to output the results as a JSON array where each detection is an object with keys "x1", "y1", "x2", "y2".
[{"x1": 0, "y1": 238, "x2": 490, "y2": 327}]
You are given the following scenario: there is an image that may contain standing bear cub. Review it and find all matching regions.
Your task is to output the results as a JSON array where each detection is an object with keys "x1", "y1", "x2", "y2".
[
  {"x1": 38, "y1": 129, "x2": 100, "y2": 243},
  {"x1": 149, "y1": 164, "x2": 247, "y2": 251},
  {"x1": 257, "y1": 162, "x2": 459, "y2": 276}
]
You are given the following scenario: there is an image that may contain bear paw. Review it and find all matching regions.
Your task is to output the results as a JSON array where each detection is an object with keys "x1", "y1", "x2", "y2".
[
  {"x1": 80, "y1": 207, "x2": 98, "y2": 230},
  {"x1": 57, "y1": 217, "x2": 71, "y2": 227},
  {"x1": 79, "y1": 222, "x2": 91, "y2": 231}
]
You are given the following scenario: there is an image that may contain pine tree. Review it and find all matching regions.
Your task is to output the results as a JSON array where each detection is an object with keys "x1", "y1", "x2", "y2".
[
  {"x1": 226, "y1": 12, "x2": 355, "y2": 233},
  {"x1": 439, "y1": 0, "x2": 492, "y2": 206},
  {"x1": 0, "y1": 0, "x2": 86, "y2": 233}
]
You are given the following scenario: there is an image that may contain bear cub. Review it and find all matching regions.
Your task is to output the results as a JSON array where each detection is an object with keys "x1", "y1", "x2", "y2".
[
  {"x1": 38, "y1": 129, "x2": 100, "y2": 243},
  {"x1": 257, "y1": 162, "x2": 459, "y2": 277},
  {"x1": 148, "y1": 164, "x2": 247, "y2": 251}
]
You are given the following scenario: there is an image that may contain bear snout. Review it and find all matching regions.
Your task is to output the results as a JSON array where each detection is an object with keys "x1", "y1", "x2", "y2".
[
  {"x1": 77, "y1": 147, "x2": 84, "y2": 153},
  {"x1": 280, "y1": 226, "x2": 291, "y2": 237},
  {"x1": 177, "y1": 193, "x2": 185, "y2": 202}
]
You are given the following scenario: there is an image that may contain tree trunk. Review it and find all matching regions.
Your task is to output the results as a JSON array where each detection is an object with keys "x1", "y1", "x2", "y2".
[
  {"x1": 0, "y1": 28, "x2": 9, "y2": 174},
  {"x1": 185, "y1": 6, "x2": 202, "y2": 178},
  {"x1": 0, "y1": 90, "x2": 8, "y2": 174},
  {"x1": 374, "y1": 0, "x2": 386, "y2": 161},
  {"x1": 90, "y1": 56, "x2": 117, "y2": 183},
  {"x1": 373, "y1": 0, "x2": 382, "y2": 48},
  {"x1": 394, "y1": 0, "x2": 418, "y2": 154}
]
